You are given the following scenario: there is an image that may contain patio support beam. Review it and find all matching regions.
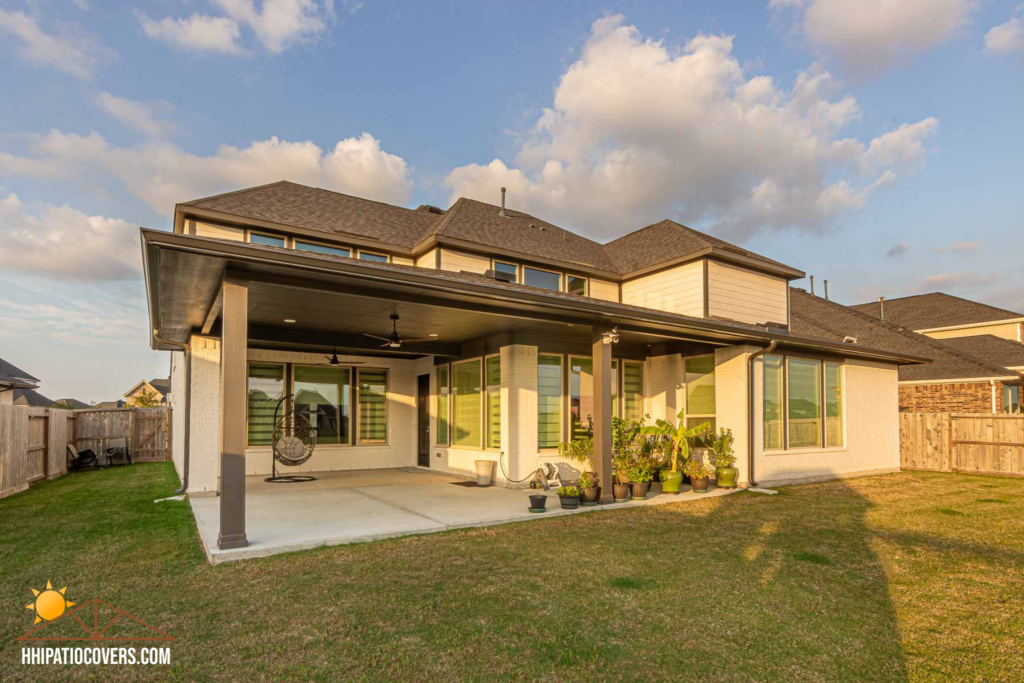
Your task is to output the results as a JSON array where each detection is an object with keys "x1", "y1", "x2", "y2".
[
  {"x1": 592, "y1": 328, "x2": 614, "y2": 504},
  {"x1": 218, "y1": 279, "x2": 248, "y2": 550}
]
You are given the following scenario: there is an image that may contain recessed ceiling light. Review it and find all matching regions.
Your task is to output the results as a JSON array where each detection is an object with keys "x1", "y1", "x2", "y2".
[
  {"x1": 429, "y1": 333, "x2": 439, "y2": 337},
  {"x1": 284, "y1": 319, "x2": 296, "y2": 323}
]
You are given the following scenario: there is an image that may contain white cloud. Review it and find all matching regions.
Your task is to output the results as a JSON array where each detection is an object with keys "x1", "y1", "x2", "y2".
[
  {"x1": 446, "y1": 16, "x2": 938, "y2": 241},
  {"x1": 0, "y1": 10, "x2": 113, "y2": 80},
  {"x1": 985, "y1": 10, "x2": 1024, "y2": 54},
  {"x1": 772, "y1": 0, "x2": 976, "y2": 78},
  {"x1": 933, "y1": 240, "x2": 982, "y2": 254},
  {"x1": 215, "y1": 0, "x2": 330, "y2": 53},
  {"x1": 918, "y1": 272, "x2": 999, "y2": 291},
  {"x1": 0, "y1": 131, "x2": 413, "y2": 213},
  {"x1": 135, "y1": 11, "x2": 244, "y2": 55},
  {"x1": 0, "y1": 194, "x2": 140, "y2": 281},
  {"x1": 95, "y1": 92, "x2": 175, "y2": 138}
]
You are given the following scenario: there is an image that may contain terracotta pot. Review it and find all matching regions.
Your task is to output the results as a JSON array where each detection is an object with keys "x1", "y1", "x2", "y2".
[
  {"x1": 612, "y1": 483, "x2": 631, "y2": 502},
  {"x1": 691, "y1": 476, "x2": 710, "y2": 493},
  {"x1": 631, "y1": 482, "x2": 650, "y2": 499}
]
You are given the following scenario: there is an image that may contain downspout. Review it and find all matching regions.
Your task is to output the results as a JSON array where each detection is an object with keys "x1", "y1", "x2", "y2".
[
  {"x1": 747, "y1": 340, "x2": 777, "y2": 488},
  {"x1": 153, "y1": 330, "x2": 191, "y2": 495},
  {"x1": 991, "y1": 379, "x2": 997, "y2": 414}
]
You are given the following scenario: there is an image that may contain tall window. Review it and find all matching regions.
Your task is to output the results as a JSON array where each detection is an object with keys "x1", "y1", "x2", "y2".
[
  {"x1": 763, "y1": 356, "x2": 784, "y2": 450},
  {"x1": 524, "y1": 267, "x2": 561, "y2": 292},
  {"x1": 357, "y1": 368, "x2": 388, "y2": 443},
  {"x1": 623, "y1": 361, "x2": 644, "y2": 421},
  {"x1": 453, "y1": 360, "x2": 482, "y2": 448},
  {"x1": 763, "y1": 355, "x2": 844, "y2": 450},
  {"x1": 538, "y1": 355, "x2": 563, "y2": 448},
  {"x1": 436, "y1": 365, "x2": 450, "y2": 445},
  {"x1": 485, "y1": 356, "x2": 501, "y2": 448},
  {"x1": 569, "y1": 357, "x2": 594, "y2": 440},
  {"x1": 293, "y1": 366, "x2": 350, "y2": 445},
  {"x1": 1005, "y1": 385, "x2": 1021, "y2": 414},
  {"x1": 685, "y1": 356, "x2": 716, "y2": 431},
  {"x1": 612, "y1": 360, "x2": 619, "y2": 418},
  {"x1": 247, "y1": 364, "x2": 284, "y2": 446}
]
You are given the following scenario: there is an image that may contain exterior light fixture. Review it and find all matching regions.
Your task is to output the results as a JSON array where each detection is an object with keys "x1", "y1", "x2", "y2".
[
  {"x1": 284, "y1": 319, "x2": 297, "y2": 323},
  {"x1": 602, "y1": 328, "x2": 620, "y2": 345}
]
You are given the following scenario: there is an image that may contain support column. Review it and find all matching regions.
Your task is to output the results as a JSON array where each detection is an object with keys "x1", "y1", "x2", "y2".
[
  {"x1": 592, "y1": 329, "x2": 613, "y2": 503},
  {"x1": 218, "y1": 279, "x2": 248, "y2": 549}
]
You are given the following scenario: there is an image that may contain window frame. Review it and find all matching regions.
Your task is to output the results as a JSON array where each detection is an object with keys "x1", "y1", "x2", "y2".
[
  {"x1": 436, "y1": 363, "x2": 450, "y2": 446},
  {"x1": 523, "y1": 266, "x2": 563, "y2": 293},
  {"x1": 290, "y1": 362, "x2": 353, "y2": 446},
  {"x1": 245, "y1": 361, "x2": 286, "y2": 447},
  {"x1": 763, "y1": 354, "x2": 846, "y2": 452},
  {"x1": 1005, "y1": 385, "x2": 1022, "y2": 414},
  {"x1": 622, "y1": 360, "x2": 645, "y2": 422},
  {"x1": 484, "y1": 354, "x2": 501, "y2": 450},
  {"x1": 565, "y1": 274, "x2": 589, "y2": 297},
  {"x1": 491, "y1": 259, "x2": 520, "y2": 283},
  {"x1": 294, "y1": 239, "x2": 352, "y2": 258},
  {"x1": 248, "y1": 231, "x2": 288, "y2": 248},
  {"x1": 357, "y1": 249, "x2": 390, "y2": 263},
  {"x1": 355, "y1": 366, "x2": 390, "y2": 445},
  {"x1": 537, "y1": 353, "x2": 564, "y2": 450},
  {"x1": 683, "y1": 353, "x2": 716, "y2": 432},
  {"x1": 450, "y1": 358, "x2": 485, "y2": 450}
]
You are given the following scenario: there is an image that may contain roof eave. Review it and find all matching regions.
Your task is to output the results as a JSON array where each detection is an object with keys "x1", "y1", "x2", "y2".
[{"x1": 621, "y1": 247, "x2": 805, "y2": 281}]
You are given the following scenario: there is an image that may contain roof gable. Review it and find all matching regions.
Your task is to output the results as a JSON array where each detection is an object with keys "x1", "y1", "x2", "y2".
[
  {"x1": 851, "y1": 293, "x2": 1023, "y2": 330},
  {"x1": 0, "y1": 357, "x2": 38, "y2": 385},
  {"x1": 939, "y1": 335, "x2": 1024, "y2": 369}
]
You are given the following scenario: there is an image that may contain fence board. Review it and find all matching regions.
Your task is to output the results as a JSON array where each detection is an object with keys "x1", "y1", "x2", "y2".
[
  {"x1": 900, "y1": 412, "x2": 1024, "y2": 478},
  {"x1": 0, "y1": 405, "x2": 30, "y2": 499},
  {"x1": 47, "y1": 409, "x2": 71, "y2": 479}
]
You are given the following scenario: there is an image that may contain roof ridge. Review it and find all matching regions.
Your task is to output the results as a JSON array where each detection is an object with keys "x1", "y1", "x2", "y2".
[
  {"x1": 430, "y1": 197, "x2": 467, "y2": 237},
  {"x1": 603, "y1": 218, "x2": 675, "y2": 247},
  {"x1": 182, "y1": 180, "x2": 291, "y2": 206}
]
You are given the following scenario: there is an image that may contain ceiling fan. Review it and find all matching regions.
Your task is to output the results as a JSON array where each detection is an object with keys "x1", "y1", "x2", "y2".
[
  {"x1": 323, "y1": 349, "x2": 365, "y2": 366},
  {"x1": 365, "y1": 314, "x2": 438, "y2": 349}
]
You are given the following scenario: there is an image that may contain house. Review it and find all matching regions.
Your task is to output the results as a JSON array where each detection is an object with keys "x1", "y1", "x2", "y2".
[
  {"x1": 0, "y1": 357, "x2": 40, "y2": 405},
  {"x1": 852, "y1": 293, "x2": 1024, "y2": 413},
  {"x1": 123, "y1": 378, "x2": 171, "y2": 406},
  {"x1": 52, "y1": 398, "x2": 91, "y2": 410},
  {"x1": 144, "y1": 180, "x2": 930, "y2": 551},
  {"x1": 12, "y1": 389, "x2": 54, "y2": 408}
]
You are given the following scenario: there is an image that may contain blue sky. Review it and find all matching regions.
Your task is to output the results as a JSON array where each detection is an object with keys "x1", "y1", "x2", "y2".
[{"x1": 0, "y1": 0, "x2": 1022, "y2": 402}]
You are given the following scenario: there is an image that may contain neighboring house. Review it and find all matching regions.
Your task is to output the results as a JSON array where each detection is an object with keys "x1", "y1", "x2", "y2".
[
  {"x1": 852, "y1": 293, "x2": 1024, "y2": 413},
  {"x1": 53, "y1": 398, "x2": 91, "y2": 410},
  {"x1": 0, "y1": 357, "x2": 40, "y2": 406},
  {"x1": 93, "y1": 400, "x2": 126, "y2": 410},
  {"x1": 145, "y1": 180, "x2": 930, "y2": 551},
  {"x1": 123, "y1": 378, "x2": 171, "y2": 406},
  {"x1": 12, "y1": 389, "x2": 54, "y2": 408}
]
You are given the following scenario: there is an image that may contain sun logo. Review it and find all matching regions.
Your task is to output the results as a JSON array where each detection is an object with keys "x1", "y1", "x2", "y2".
[{"x1": 25, "y1": 581, "x2": 75, "y2": 624}]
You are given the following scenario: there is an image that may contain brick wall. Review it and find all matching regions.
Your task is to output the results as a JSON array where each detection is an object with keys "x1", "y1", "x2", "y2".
[{"x1": 899, "y1": 381, "x2": 1003, "y2": 413}]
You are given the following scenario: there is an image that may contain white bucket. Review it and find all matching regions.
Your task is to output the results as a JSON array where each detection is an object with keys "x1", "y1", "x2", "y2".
[{"x1": 475, "y1": 460, "x2": 494, "y2": 487}]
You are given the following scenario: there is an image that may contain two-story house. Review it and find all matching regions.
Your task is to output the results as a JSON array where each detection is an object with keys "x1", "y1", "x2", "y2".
[{"x1": 145, "y1": 181, "x2": 930, "y2": 551}]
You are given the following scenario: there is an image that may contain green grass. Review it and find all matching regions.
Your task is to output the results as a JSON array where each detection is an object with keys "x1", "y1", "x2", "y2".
[{"x1": 2, "y1": 465, "x2": 1023, "y2": 682}]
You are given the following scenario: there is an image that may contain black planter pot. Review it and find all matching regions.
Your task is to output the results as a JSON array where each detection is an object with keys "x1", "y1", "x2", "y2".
[
  {"x1": 559, "y1": 495, "x2": 580, "y2": 510},
  {"x1": 528, "y1": 494, "x2": 548, "y2": 512}
]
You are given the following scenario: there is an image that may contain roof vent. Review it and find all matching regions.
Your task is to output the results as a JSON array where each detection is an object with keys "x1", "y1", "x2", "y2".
[
  {"x1": 844, "y1": 336, "x2": 858, "y2": 344},
  {"x1": 498, "y1": 187, "x2": 508, "y2": 218},
  {"x1": 417, "y1": 204, "x2": 445, "y2": 215},
  {"x1": 878, "y1": 296, "x2": 886, "y2": 321},
  {"x1": 484, "y1": 269, "x2": 516, "y2": 283}
]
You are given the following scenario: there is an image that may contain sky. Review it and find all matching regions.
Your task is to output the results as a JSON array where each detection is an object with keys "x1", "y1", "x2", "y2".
[{"x1": 0, "y1": 0, "x2": 1022, "y2": 403}]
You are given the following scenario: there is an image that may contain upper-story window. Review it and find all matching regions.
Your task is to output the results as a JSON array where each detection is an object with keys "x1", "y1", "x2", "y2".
[
  {"x1": 523, "y1": 267, "x2": 562, "y2": 292},
  {"x1": 494, "y1": 261, "x2": 518, "y2": 279},
  {"x1": 250, "y1": 232, "x2": 286, "y2": 248},
  {"x1": 566, "y1": 275, "x2": 588, "y2": 296},
  {"x1": 296, "y1": 240, "x2": 351, "y2": 258},
  {"x1": 358, "y1": 251, "x2": 389, "y2": 263}
]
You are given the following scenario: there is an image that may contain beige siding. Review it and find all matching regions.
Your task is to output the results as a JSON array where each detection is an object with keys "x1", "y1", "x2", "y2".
[
  {"x1": 589, "y1": 278, "x2": 619, "y2": 302},
  {"x1": 621, "y1": 261, "x2": 704, "y2": 317},
  {"x1": 440, "y1": 249, "x2": 490, "y2": 275},
  {"x1": 195, "y1": 222, "x2": 245, "y2": 241},
  {"x1": 707, "y1": 260, "x2": 788, "y2": 325},
  {"x1": 925, "y1": 323, "x2": 1022, "y2": 341},
  {"x1": 391, "y1": 256, "x2": 415, "y2": 267},
  {"x1": 415, "y1": 248, "x2": 437, "y2": 269}
]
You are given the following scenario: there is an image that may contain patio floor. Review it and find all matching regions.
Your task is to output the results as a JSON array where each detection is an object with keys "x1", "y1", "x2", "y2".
[{"x1": 190, "y1": 468, "x2": 739, "y2": 563}]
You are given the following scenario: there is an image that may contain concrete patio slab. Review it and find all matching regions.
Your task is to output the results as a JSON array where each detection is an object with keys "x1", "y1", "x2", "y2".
[{"x1": 190, "y1": 468, "x2": 739, "y2": 564}]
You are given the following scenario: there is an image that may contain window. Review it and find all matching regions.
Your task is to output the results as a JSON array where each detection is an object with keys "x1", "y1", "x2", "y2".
[
  {"x1": 250, "y1": 233, "x2": 286, "y2": 248},
  {"x1": 824, "y1": 362, "x2": 843, "y2": 446},
  {"x1": 566, "y1": 275, "x2": 588, "y2": 296},
  {"x1": 763, "y1": 355, "x2": 844, "y2": 450},
  {"x1": 436, "y1": 365, "x2": 450, "y2": 445},
  {"x1": 358, "y1": 251, "x2": 389, "y2": 263},
  {"x1": 247, "y1": 364, "x2": 284, "y2": 446},
  {"x1": 538, "y1": 355, "x2": 563, "y2": 448},
  {"x1": 685, "y1": 356, "x2": 716, "y2": 432},
  {"x1": 485, "y1": 356, "x2": 501, "y2": 448},
  {"x1": 493, "y1": 261, "x2": 518, "y2": 280},
  {"x1": 452, "y1": 360, "x2": 482, "y2": 448},
  {"x1": 1006, "y1": 385, "x2": 1022, "y2": 414},
  {"x1": 612, "y1": 360, "x2": 619, "y2": 418},
  {"x1": 293, "y1": 366, "x2": 350, "y2": 445},
  {"x1": 357, "y1": 368, "x2": 388, "y2": 443},
  {"x1": 524, "y1": 267, "x2": 561, "y2": 292},
  {"x1": 296, "y1": 241, "x2": 351, "y2": 258},
  {"x1": 763, "y1": 356, "x2": 784, "y2": 450},
  {"x1": 569, "y1": 357, "x2": 594, "y2": 440},
  {"x1": 787, "y1": 358, "x2": 822, "y2": 448},
  {"x1": 623, "y1": 361, "x2": 644, "y2": 421}
]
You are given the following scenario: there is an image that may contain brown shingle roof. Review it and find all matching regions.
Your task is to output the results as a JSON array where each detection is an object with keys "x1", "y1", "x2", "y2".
[
  {"x1": 791, "y1": 289, "x2": 1021, "y2": 382},
  {"x1": 851, "y1": 293, "x2": 1023, "y2": 330},
  {"x1": 182, "y1": 181, "x2": 439, "y2": 248},
  {"x1": 0, "y1": 357, "x2": 38, "y2": 385},
  {"x1": 939, "y1": 335, "x2": 1024, "y2": 369}
]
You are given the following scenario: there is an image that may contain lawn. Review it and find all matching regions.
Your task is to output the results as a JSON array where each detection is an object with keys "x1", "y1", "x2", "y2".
[{"x1": 1, "y1": 464, "x2": 1022, "y2": 682}]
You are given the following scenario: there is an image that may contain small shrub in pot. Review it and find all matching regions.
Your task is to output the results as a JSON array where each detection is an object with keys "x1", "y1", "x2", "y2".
[
  {"x1": 683, "y1": 457, "x2": 716, "y2": 493},
  {"x1": 557, "y1": 485, "x2": 581, "y2": 509}
]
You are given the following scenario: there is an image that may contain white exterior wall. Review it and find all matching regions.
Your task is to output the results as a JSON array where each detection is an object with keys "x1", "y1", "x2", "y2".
[
  {"x1": 0, "y1": 390, "x2": 12, "y2": 405},
  {"x1": 439, "y1": 249, "x2": 490, "y2": 275},
  {"x1": 621, "y1": 261, "x2": 704, "y2": 317},
  {"x1": 713, "y1": 345, "x2": 756, "y2": 485},
  {"x1": 170, "y1": 351, "x2": 186, "y2": 481},
  {"x1": 195, "y1": 222, "x2": 244, "y2": 241},
  {"x1": 186, "y1": 335, "x2": 223, "y2": 496},
  {"x1": 590, "y1": 279, "x2": 619, "y2": 302},
  {"x1": 415, "y1": 248, "x2": 437, "y2": 269},
  {"x1": 753, "y1": 358, "x2": 900, "y2": 487},
  {"x1": 925, "y1": 322, "x2": 1023, "y2": 342},
  {"x1": 707, "y1": 260, "x2": 788, "y2": 326},
  {"x1": 391, "y1": 256, "x2": 415, "y2": 266}
]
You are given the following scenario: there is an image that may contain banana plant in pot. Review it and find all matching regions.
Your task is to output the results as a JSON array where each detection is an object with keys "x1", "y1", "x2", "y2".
[{"x1": 639, "y1": 410, "x2": 711, "y2": 494}]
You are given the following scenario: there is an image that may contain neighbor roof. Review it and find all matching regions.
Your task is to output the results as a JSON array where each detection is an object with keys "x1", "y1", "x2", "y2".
[
  {"x1": 149, "y1": 378, "x2": 171, "y2": 395},
  {"x1": 791, "y1": 289, "x2": 1022, "y2": 382},
  {"x1": 0, "y1": 357, "x2": 38, "y2": 387},
  {"x1": 939, "y1": 335, "x2": 1024, "y2": 369},
  {"x1": 179, "y1": 181, "x2": 803, "y2": 278},
  {"x1": 13, "y1": 389, "x2": 53, "y2": 407},
  {"x1": 851, "y1": 293, "x2": 1023, "y2": 330}
]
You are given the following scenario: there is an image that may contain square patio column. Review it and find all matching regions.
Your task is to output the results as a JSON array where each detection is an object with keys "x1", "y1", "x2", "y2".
[
  {"x1": 592, "y1": 329, "x2": 614, "y2": 503},
  {"x1": 218, "y1": 279, "x2": 248, "y2": 550}
]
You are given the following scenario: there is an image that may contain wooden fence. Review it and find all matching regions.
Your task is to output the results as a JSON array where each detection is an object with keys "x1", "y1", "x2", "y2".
[
  {"x1": 900, "y1": 412, "x2": 1024, "y2": 478},
  {"x1": 0, "y1": 405, "x2": 171, "y2": 500}
]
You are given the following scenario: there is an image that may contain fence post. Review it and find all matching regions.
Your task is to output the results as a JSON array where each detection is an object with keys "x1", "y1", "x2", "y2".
[{"x1": 947, "y1": 414, "x2": 955, "y2": 472}]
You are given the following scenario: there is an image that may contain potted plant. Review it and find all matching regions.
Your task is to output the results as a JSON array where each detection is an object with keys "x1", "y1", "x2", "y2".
[
  {"x1": 639, "y1": 410, "x2": 711, "y2": 494},
  {"x1": 612, "y1": 469, "x2": 631, "y2": 502},
  {"x1": 682, "y1": 457, "x2": 716, "y2": 493},
  {"x1": 708, "y1": 428, "x2": 738, "y2": 489},
  {"x1": 578, "y1": 471, "x2": 601, "y2": 506},
  {"x1": 626, "y1": 460, "x2": 654, "y2": 499},
  {"x1": 528, "y1": 492, "x2": 548, "y2": 512},
  {"x1": 557, "y1": 485, "x2": 580, "y2": 509}
]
